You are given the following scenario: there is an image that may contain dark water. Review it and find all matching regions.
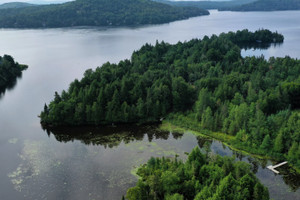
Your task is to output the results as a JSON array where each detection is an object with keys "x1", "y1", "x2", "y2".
[{"x1": 0, "y1": 10, "x2": 300, "y2": 200}]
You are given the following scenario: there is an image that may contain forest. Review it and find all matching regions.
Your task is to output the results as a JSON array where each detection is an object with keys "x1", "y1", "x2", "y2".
[
  {"x1": 0, "y1": 0, "x2": 208, "y2": 28},
  {"x1": 0, "y1": 55, "x2": 27, "y2": 94},
  {"x1": 125, "y1": 147, "x2": 269, "y2": 200},
  {"x1": 155, "y1": 0, "x2": 300, "y2": 11},
  {"x1": 223, "y1": 0, "x2": 300, "y2": 11},
  {"x1": 40, "y1": 29, "x2": 300, "y2": 170}
]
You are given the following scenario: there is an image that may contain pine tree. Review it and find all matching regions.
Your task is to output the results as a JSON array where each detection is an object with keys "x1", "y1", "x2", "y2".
[
  {"x1": 274, "y1": 132, "x2": 284, "y2": 153},
  {"x1": 260, "y1": 134, "x2": 271, "y2": 151}
]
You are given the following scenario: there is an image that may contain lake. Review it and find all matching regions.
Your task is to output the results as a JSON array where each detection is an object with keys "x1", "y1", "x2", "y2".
[{"x1": 0, "y1": 10, "x2": 300, "y2": 200}]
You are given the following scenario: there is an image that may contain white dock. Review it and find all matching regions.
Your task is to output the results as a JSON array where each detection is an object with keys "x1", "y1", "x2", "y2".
[{"x1": 267, "y1": 161, "x2": 288, "y2": 174}]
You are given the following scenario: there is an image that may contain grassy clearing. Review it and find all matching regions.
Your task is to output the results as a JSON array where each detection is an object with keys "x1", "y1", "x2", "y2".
[{"x1": 159, "y1": 121, "x2": 277, "y2": 161}]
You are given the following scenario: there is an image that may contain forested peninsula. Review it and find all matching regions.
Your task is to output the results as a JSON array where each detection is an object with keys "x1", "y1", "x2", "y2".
[
  {"x1": 223, "y1": 0, "x2": 300, "y2": 11},
  {"x1": 126, "y1": 147, "x2": 269, "y2": 200},
  {"x1": 40, "y1": 29, "x2": 300, "y2": 170},
  {"x1": 0, "y1": 55, "x2": 28, "y2": 94},
  {"x1": 0, "y1": 0, "x2": 208, "y2": 28}
]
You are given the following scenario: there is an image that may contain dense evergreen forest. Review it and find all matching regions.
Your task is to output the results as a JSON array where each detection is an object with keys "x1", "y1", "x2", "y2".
[
  {"x1": 223, "y1": 0, "x2": 300, "y2": 11},
  {"x1": 0, "y1": 55, "x2": 27, "y2": 94},
  {"x1": 0, "y1": 0, "x2": 208, "y2": 28},
  {"x1": 40, "y1": 29, "x2": 300, "y2": 170},
  {"x1": 153, "y1": 0, "x2": 256, "y2": 10},
  {"x1": 125, "y1": 147, "x2": 269, "y2": 200}
]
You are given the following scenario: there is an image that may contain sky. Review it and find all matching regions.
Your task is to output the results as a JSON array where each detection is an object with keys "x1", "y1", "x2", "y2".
[{"x1": 0, "y1": 0, "x2": 233, "y2": 5}]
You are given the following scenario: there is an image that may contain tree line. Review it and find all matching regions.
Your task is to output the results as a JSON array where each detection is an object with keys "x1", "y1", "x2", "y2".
[
  {"x1": 125, "y1": 147, "x2": 269, "y2": 200},
  {"x1": 223, "y1": 0, "x2": 300, "y2": 11},
  {"x1": 40, "y1": 29, "x2": 300, "y2": 170},
  {"x1": 0, "y1": 0, "x2": 209, "y2": 28}
]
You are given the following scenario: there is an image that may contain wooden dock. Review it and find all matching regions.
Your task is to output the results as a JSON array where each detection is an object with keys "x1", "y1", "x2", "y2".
[{"x1": 267, "y1": 161, "x2": 288, "y2": 174}]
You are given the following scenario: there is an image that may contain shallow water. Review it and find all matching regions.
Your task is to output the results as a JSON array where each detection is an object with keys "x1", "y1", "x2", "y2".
[{"x1": 0, "y1": 10, "x2": 300, "y2": 200}]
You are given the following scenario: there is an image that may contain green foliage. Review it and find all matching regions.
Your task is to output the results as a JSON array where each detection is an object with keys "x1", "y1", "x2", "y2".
[
  {"x1": 0, "y1": 0, "x2": 209, "y2": 28},
  {"x1": 0, "y1": 54, "x2": 28, "y2": 93},
  {"x1": 41, "y1": 29, "x2": 286, "y2": 126},
  {"x1": 253, "y1": 182, "x2": 269, "y2": 200},
  {"x1": 221, "y1": 29, "x2": 284, "y2": 45},
  {"x1": 260, "y1": 134, "x2": 271, "y2": 150},
  {"x1": 126, "y1": 186, "x2": 143, "y2": 200},
  {"x1": 165, "y1": 193, "x2": 184, "y2": 200},
  {"x1": 126, "y1": 147, "x2": 269, "y2": 200},
  {"x1": 274, "y1": 132, "x2": 284, "y2": 153},
  {"x1": 41, "y1": 29, "x2": 300, "y2": 170}
]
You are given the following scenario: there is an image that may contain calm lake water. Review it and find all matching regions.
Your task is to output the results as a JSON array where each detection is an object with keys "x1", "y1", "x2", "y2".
[{"x1": 0, "y1": 10, "x2": 300, "y2": 200}]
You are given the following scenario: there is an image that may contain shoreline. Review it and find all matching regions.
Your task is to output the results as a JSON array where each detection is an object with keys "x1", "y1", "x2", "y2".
[{"x1": 159, "y1": 120, "x2": 300, "y2": 174}]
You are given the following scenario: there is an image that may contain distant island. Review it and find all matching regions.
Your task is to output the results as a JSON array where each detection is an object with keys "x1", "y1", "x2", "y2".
[
  {"x1": 0, "y1": 55, "x2": 28, "y2": 94},
  {"x1": 222, "y1": 0, "x2": 300, "y2": 11},
  {"x1": 0, "y1": 0, "x2": 209, "y2": 28},
  {"x1": 156, "y1": 0, "x2": 300, "y2": 11}
]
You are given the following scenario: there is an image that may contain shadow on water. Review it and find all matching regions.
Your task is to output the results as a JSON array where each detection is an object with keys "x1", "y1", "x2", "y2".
[
  {"x1": 0, "y1": 73, "x2": 23, "y2": 100},
  {"x1": 195, "y1": 136, "x2": 300, "y2": 193},
  {"x1": 239, "y1": 41, "x2": 283, "y2": 50},
  {"x1": 42, "y1": 124, "x2": 184, "y2": 148},
  {"x1": 278, "y1": 165, "x2": 300, "y2": 192},
  {"x1": 43, "y1": 124, "x2": 300, "y2": 194}
]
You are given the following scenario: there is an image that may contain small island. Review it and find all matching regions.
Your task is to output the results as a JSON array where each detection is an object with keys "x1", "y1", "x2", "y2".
[
  {"x1": 0, "y1": 55, "x2": 28, "y2": 94},
  {"x1": 0, "y1": 0, "x2": 209, "y2": 28},
  {"x1": 126, "y1": 147, "x2": 269, "y2": 200}
]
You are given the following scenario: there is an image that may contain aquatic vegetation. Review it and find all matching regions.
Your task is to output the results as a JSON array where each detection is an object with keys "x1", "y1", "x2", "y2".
[{"x1": 8, "y1": 138, "x2": 18, "y2": 144}]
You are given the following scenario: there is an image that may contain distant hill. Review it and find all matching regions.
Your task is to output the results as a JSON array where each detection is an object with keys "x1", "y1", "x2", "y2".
[
  {"x1": 224, "y1": 0, "x2": 300, "y2": 11},
  {"x1": 0, "y1": 0, "x2": 209, "y2": 28},
  {"x1": 153, "y1": 0, "x2": 257, "y2": 10},
  {"x1": 0, "y1": 2, "x2": 36, "y2": 9}
]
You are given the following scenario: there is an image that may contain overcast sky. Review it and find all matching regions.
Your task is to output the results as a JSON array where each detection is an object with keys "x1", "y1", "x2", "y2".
[{"x1": 0, "y1": 0, "x2": 232, "y2": 5}]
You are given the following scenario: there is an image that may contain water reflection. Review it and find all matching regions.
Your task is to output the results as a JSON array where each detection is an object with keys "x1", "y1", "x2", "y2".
[
  {"x1": 0, "y1": 74, "x2": 22, "y2": 100},
  {"x1": 44, "y1": 125, "x2": 300, "y2": 197},
  {"x1": 238, "y1": 41, "x2": 283, "y2": 50},
  {"x1": 278, "y1": 165, "x2": 300, "y2": 192},
  {"x1": 43, "y1": 124, "x2": 183, "y2": 148},
  {"x1": 195, "y1": 136, "x2": 300, "y2": 194},
  {"x1": 10, "y1": 124, "x2": 193, "y2": 200}
]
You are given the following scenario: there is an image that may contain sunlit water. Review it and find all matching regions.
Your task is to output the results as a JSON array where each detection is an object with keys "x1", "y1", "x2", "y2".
[{"x1": 0, "y1": 10, "x2": 300, "y2": 200}]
